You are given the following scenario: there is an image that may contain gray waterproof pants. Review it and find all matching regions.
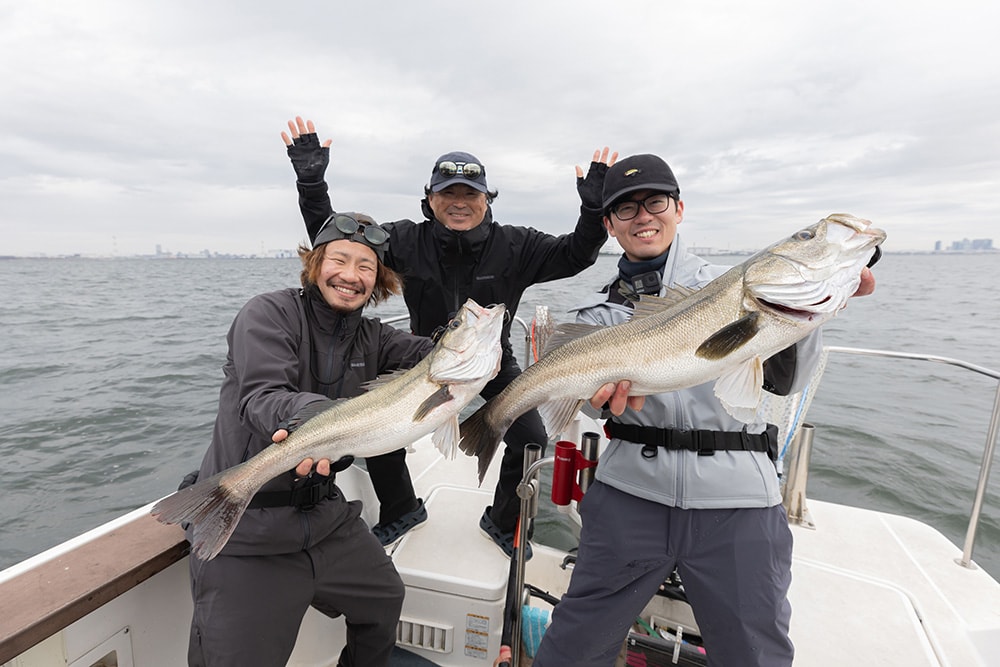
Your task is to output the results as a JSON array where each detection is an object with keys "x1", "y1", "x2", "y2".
[
  {"x1": 187, "y1": 500, "x2": 404, "y2": 667},
  {"x1": 533, "y1": 481, "x2": 794, "y2": 667}
]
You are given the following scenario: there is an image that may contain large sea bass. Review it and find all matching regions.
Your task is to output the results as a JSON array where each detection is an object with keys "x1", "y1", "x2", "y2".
[
  {"x1": 460, "y1": 214, "x2": 884, "y2": 482},
  {"x1": 152, "y1": 299, "x2": 505, "y2": 560}
]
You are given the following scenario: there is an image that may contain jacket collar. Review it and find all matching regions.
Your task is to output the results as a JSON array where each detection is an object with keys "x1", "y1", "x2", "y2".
[
  {"x1": 428, "y1": 206, "x2": 494, "y2": 261},
  {"x1": 302, "y1": 284, "x2": 364, "y2": 336}
]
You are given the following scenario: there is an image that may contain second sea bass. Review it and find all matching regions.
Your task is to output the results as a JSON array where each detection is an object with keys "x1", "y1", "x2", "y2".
[
  {"x1": 152, "y1": 299, "x2": 505, "y2": 560},
  {"x1": 459, "y1": 214, "x2": 884, "y2": 482}
]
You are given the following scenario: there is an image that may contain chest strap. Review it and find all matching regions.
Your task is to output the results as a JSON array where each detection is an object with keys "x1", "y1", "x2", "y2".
[{"x1": 605, "y1": 421, "x2": 778, "y2": 461}]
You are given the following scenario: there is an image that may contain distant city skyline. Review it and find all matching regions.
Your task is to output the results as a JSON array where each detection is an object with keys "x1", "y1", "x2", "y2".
[{"x1": 4, "y1": 236, "x2": 994, "y2": 261}]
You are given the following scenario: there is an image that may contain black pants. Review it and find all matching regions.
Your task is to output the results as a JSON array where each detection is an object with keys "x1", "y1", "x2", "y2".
[
  {"x1": 187, "y1": 497, "x2": 404, "y2": 667},
  {"x1": 366, "y1": 447, "x2": 418, "y2": 525},
  {"x1": 482, "y1": 359, "x2": 548, "y2": 534}
]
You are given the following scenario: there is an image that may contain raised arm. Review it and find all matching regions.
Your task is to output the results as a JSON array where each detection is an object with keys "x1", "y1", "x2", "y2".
[{"x1": 281, "y1": 116, "x2": 335, "y2": 242}]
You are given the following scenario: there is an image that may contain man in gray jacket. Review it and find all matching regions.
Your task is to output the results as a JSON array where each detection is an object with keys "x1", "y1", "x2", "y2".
[
  {"x1": 187, "y1": 213, "x2": 433, "y2": 667},
  {"x1": 532, "y1": 154, "x2": 877, "y2": 667}
]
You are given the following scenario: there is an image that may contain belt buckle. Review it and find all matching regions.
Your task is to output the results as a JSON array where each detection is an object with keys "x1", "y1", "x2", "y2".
[
  {"x1": 692, "y1": 431, "x2": 715, "y2": 457},
  {"x1": 297, "y1": 479, "x2": 329, "y2": 512}
]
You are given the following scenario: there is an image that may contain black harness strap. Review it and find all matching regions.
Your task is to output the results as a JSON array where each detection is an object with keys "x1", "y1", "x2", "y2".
[
  {"x1": 248, "y1": 475, "x2": 339, "y2": 511},
  {"x1": 605, "y1": 421, "x2": 779, "y2": 461}
]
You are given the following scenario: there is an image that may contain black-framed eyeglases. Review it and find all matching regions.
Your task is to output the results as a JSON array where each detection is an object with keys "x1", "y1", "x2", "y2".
[
  {"x1": 611, "y1": 194, "x2": 673, "y2": 221},
  {"x1": 436, "y1": 161, "x2": 483, "y2": 180},
  {"x1": 318, "y1": 214, "x2": 389, "y2": 246}
]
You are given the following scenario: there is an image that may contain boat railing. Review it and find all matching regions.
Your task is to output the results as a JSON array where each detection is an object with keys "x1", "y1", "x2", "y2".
[{"x1": 821, "y1": 346, "x2": 1000, "y2": 570}]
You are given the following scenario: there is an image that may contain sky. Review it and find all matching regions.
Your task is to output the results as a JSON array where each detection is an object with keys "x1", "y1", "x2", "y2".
[{"x1": 2, "y1": 0, "x2": 998, "y2": 257}]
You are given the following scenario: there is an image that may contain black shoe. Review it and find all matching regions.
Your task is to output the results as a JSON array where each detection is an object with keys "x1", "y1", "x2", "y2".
[
  {"x1": 479, "y1": 506, "x2": 532, "y2": 560},
  {"x1": 372, "y1": 499, "x2": 428, "y2": 546}
]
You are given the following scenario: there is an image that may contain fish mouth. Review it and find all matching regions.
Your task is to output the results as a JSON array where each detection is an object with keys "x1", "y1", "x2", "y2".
[{"x1": 756, "y1": 296, "x2": 830, "y2": 319}]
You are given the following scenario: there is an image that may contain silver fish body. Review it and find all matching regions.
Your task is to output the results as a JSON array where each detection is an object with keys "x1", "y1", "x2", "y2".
[
  {"x1": 459, "y1": 214, "x2": 884, "y2": 482},
  {"x1": 152, "y1": 298, "x2": 505, "y2": 560}
]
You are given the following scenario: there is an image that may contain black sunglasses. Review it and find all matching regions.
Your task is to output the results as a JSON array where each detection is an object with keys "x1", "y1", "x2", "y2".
[
  {"x1": 318, "y1": 214, "x2": 389, "y2": 246},
  {"x1": 436, "y1": 160, "x2": 483, "y2": 180}
]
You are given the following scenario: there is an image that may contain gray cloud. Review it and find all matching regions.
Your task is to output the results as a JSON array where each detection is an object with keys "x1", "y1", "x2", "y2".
[{"x1": 2, "y1": 0, "x2": 998, "y2": 256}]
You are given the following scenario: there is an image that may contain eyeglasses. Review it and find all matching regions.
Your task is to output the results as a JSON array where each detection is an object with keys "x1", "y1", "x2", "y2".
[
  {"x1": 436, "y1": 160, "x2": 483, "y2": 180},
  {"x1": 318, "y1": 214, "x2": 389, "y2": 246},
  {"x1": 610, "y1": 194, "x2": 674, "y2": 221}
]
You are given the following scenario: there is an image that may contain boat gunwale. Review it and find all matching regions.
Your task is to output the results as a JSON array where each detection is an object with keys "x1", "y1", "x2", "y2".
[{"x1": 0, "y1": 508, "x2": 188, "y2": 663}]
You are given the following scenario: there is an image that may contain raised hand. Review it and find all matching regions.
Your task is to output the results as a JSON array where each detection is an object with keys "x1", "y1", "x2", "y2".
[
  {"x1": 575, "y1": 147, "x2": 619, "y2": 210},
  {"x1": 281, "y1": 116, "x2": 332, "y2": 183}
]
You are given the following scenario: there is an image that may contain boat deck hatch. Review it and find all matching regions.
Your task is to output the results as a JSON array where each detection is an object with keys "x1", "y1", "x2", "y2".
[{"x1": 392, "y1": 486, "x2": 510, "y2": 601}]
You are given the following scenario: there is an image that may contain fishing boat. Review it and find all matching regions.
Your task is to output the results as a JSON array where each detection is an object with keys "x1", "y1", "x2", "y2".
[{"x1": 2, "y1": 312, "x2": 998, "y2": 667}]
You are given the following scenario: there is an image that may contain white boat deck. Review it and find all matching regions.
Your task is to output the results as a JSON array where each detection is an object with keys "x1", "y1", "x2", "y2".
[{"x1": 790, "y1": 499, "x2": 1000, "y2": 666}]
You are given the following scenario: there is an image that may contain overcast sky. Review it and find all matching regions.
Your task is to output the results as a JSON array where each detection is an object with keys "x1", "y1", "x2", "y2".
[{"x1": 2, "y1": 0, "x2": 998, "y2": 257}]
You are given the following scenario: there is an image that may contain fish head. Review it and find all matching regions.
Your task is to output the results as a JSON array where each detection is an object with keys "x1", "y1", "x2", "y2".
[
  {"x1": 428, "y1": 299, "x2": 506, "y2": 384},
  {"x1": 743, "y1": 213, "x2": 886, "y2": 323}
]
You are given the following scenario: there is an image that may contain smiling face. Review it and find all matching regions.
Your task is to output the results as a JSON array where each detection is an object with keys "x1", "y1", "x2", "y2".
[
  {"x1": 427, "y1": 183, "x2": 489, "y2": 231},
  {"x1": 604, "y1": 188, "x2": 684, "y2": 261},
  {"x1": 316, "y1": 239, "x2": 378, "y2": 313}
]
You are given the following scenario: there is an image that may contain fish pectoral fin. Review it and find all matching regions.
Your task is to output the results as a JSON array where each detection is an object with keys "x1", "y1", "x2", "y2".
[
  {"x1": 414, "y1": 385, "x2": 453, "y2": 422},
  {"x1": 538, "y1": 398, "x2": 586, "y2": 440},
  {"x1": 714, "y1": 356, "x2": 764, "y2": 422},
  {"x1": 695, "y1": 312, "x2": 761, "y2": 360},
  {"x1": 431, "y1": 415, "x2": 461, "y2": 459},
  {"x1": 543, "y1": 323, "x2": 605, "y2": 354}
]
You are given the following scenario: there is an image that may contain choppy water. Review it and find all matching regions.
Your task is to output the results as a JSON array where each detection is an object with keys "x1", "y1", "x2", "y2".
[{"x1": 1, "y1": 253, "x2": 998, "y2": 578}]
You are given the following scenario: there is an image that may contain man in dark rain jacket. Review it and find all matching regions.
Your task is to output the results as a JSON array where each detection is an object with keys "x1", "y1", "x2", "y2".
[
  {"x1": 282, "y1": 117, "x2": 614, "y2": 556},
  {"x1": 187, "y1": 212, "x2": 433, "y2": 667}
]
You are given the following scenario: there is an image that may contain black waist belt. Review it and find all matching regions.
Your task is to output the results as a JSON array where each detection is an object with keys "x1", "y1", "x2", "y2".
[
  {"x1": 605, "y1": 422, "x2": 778, "y2": 461},
  {"x1": 247, "y1": 475, "x2": 339, "y2": 511}
]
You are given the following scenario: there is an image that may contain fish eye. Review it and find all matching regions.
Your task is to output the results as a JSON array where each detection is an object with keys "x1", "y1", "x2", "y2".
[
  {"x1": 794, "y1": 230, "x2": 815, "y2": 241},
  {"x1": 449, "y1": 319, "x2": 461, "y2": 329}
]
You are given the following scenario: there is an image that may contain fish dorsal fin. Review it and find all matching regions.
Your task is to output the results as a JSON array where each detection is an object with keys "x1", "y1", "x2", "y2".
[
  {"x1": 543, "y1": 323, "x2": 604, "y2": 354},
  {"x1": 431, "y1": 415, "x2": 461, "y2": 459},
  {"x1": 537, "y1": 398, "x2": 586, "y2": 439},
  {"x1": 695, "y1": 312, "x2": 761, "y2": 360},
  {"x1": 286, "y1": 399, "x2": 343, "y2": 427},
  {"x1": 413, "y1": 385, "x2": 453, "y2": 422},
  {"x1": 630, "y1": 287, "x2": 696, "y2": 320},
  {"x1": 714, "y1": 356, "x2": 764, "y2": 422},
  {"x1": 359, "y1": 369, "x2": 410, "y2": 392}
]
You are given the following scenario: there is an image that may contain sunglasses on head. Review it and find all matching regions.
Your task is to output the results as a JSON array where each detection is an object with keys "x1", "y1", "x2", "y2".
[
  {"x1": 436, "y1": 160, "x2": 483, "y2": 180},
  {"x1": 318, "y1": 214, "x2": 389, "y2": 246}
]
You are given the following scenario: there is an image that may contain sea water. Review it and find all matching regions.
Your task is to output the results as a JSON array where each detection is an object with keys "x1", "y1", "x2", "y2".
[{"x1": 1, "y1": 253, "x2": 998, "y2": 578}]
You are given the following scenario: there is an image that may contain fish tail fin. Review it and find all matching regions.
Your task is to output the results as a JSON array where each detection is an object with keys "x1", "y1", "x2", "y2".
[
  {"x1": 459, "y1": 406, "x2": 505, "y2": 486},
  {"x1": 151, "y1": 470, "x2": 254, "y2": 561}
]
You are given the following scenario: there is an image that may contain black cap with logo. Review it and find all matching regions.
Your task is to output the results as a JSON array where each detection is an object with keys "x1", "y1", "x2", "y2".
[{"x1": 601, "y1": 154, "x2": 680, "y2": 211}]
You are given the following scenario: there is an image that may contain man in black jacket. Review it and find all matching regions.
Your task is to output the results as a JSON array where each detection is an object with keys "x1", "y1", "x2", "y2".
[{"x1": 282, "y1": 117, "x2": 614, "y2": 556}]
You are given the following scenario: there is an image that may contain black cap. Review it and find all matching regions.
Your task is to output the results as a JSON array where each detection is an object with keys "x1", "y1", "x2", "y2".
[
  {"x1": 602, "y1": 154, "x2": 680, "y2": 210},
  {"x1": 428, "y1": 151, "x2": 490, "y2": 193}
]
